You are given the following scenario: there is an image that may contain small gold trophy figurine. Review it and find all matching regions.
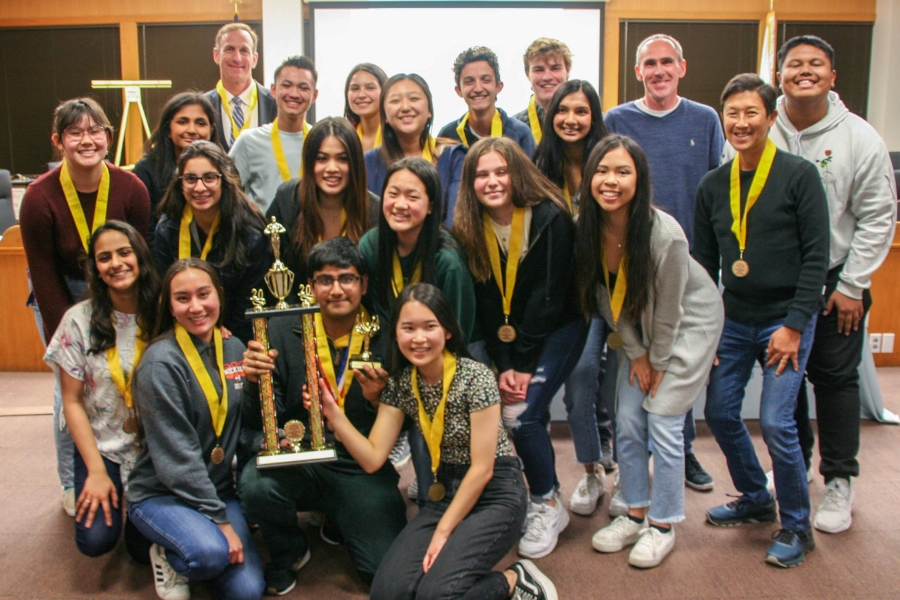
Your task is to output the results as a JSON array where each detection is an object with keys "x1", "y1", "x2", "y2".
[
  {"x1": 248, "y1": 218, "x2": 337, "y2": 469},
  {"x1": 349, "y1": 314, "x2": 382, "y2": 370}
]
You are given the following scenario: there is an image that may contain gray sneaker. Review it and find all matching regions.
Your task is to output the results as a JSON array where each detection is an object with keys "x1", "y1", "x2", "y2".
[
  {"x1": 389, "y1": 433, "x2": 411, "y2": 470},
  {"x1": 598, "y1": 446, "x2": 617, "y2": 473},
  {"x1": 813, "y1": 478, "x2": 853, "y2": 533},
  {"x1": 608, "y1": 472, "x2": 628, "y2": 518}
]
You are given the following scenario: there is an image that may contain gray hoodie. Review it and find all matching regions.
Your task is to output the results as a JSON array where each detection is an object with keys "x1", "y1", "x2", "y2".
[{"x1": 769, "y1": 91, "x2": 897, "y2": 299}]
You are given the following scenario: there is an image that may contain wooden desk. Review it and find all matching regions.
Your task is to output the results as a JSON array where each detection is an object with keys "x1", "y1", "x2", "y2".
[{"x1": 0, "y1": 226, "x2": 50, "y2": 371}]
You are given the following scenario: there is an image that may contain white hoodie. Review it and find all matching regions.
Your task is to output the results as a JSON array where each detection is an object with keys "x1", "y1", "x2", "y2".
[{"x1": 770, "y1": 92, "x2": 897, "y2": 299}]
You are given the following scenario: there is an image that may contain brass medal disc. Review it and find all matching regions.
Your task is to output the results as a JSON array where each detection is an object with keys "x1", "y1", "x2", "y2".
[
  {"x1": 122, "y1": 416, "x2": 138, "y2": 435},
  {"x1": 210, "y1": 445, "x2": 225, "y2": 465},
  {"x1": 607, "y1": 331, "x2": 625, "y2": 350},
  {"x1": 428, "y1": 482, "x2": 446, "y2": 502},
  {"x1": 497, "y1": 324, "x2": 517, "y2": 343},
  {"x1": 732, "y1": 259, "x2": 750, "y2": 278},
  {"x1": 283, "y1": 420, "x2": 306, "y2": 443}
]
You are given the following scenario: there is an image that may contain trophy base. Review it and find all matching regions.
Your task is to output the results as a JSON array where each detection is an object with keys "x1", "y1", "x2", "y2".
[
  {"x1": 350, "y1": 358, "x2": 382, "y2": 370},
  {"x1": 256, "y1": 447, "x2": 338, "y2": 469}
]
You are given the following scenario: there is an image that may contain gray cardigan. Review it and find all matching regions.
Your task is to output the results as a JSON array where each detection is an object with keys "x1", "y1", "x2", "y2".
[{"x1": 598, "y1": 210, "x2": 724, "y2": 416}]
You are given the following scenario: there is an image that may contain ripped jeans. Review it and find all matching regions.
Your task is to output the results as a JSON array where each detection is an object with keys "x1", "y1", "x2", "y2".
[{"x1": 503, "y1": 319, "x2": 588, "y2": 503}]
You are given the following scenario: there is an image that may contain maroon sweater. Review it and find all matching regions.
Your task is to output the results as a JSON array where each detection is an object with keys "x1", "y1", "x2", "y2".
[{"x1": 19, "y1": 164, "x2": 150, "y2": 339}]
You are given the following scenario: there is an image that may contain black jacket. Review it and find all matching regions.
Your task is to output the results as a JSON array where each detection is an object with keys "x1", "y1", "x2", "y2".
[{"x1": 205, "y1": 82, "x2": 277, "y2": 153}]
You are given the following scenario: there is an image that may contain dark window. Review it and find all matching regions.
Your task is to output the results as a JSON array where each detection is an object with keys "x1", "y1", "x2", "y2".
[{"x1": 0, "y1": 26, "x2": 121, "y2": 175}]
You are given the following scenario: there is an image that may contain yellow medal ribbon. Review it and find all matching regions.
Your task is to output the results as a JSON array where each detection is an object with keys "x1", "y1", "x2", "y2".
[
  {"x1": 216, "y1": 80, "x2": 259, "y2": 142},
  {"x1": 60, "y1": 161, "x2": 110, "y2": 252},
  {"x1": 602, "y1": 249, "x2": 627, "y2": 327},
  {"x1": 421, "y1": 135, "x2": 437, "y2": 163},
  {"x1": 563, "y1": 178, "x2": 574, "y2": 213},
  {"x1": 106, "y1": 328, "x2": 146, "y2": 409},
  {"x1": 455, "y1": 109, "x2": 503, "y2": 148},
  {"x1": 179, "y1": 205, "x2": 220, "y2": 260},
  {"x1": 412, "y1": 350, "x2": 456, "y2": 481},
  {"x1": 730, "y1": 138, "x2": 777, "y2": 258},
  {"x1": 391, "y1": 252, "x2": 422, "y2": 297},
  {"x1": 527, "y1": 95, "x2": 543, "y2": 145},
  {"x1": 315, "y1": 307, "x2": 367, "y2": 411},
  {"x1": 175, "y1": 324, "x2": 228, "y2": 439},
  {"x1": 356, "y1": 123, "x2": 383, "y2": 148},
  {"x1": 483, "y1": 207, "x2": 526, "y2": 327},
  {"x1": 271, "y1": 117, "x2": 311, "y2": 181}
]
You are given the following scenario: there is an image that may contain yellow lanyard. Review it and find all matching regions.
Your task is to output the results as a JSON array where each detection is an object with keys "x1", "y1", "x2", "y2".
[
  {"x1": 412, "y1": 350, "x2": 456, "y2": 480},
  {"x1": 175, "y1": 324, "x2": 227, "y2": 438},
  {"x1": 106, "y1": 328, "x2": 146, "y2": 409},
  {"x1": 216, "y1": 80, "x2": 259, "y2": 142},
  {"x1": 356, "y1": 123, "x2": 383, "y2": 148},
  {"x1": 455, "y1": 110, "x2": 503, "y2": 148},
  {"x1": 315, "y1": 309, "x2": 366, "y2": 411},
  {"x1": 730, "y1": 138, "x2": 777, "y2": 257},
  {"x1": 391, "y1": 252, "x2": 422, "y2": 297},
  {"x1": 271, "y1": 117, "x2": 310, "y2": 181},
  {"x1": 421, "y1": 136, "x2": 437, "y2": 163},
  {"x1": 527, "y1": 95, "x2": 543, "y2": 145},
  {"x1": 563, "y1": 179, "x2": 574, "y2": 213},
  {"x1": 179, "y1": 205, "x2": 220, "y2": 260},
  {"x1": 60, "y1": 161, "x2": 110, "y2": 252},
  {"x1": 483, "y1": 207, "x2": 525, "y2": 324},
  {"x1": 602, "y1": 249, "x2": 627, "y2": 327}
]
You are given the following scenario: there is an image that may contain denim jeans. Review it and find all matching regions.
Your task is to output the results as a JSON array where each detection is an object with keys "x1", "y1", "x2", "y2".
[
  {"x1": 616, "y1": 357, "x2": 686, "y2": 523},
  {"x1": 129, "y1": 495, "x2": 265, "y2": 600},
  {"x1": 30, "y1": 272, "x2": 87, "y2": 489},
  {"x1": 502, "y1": 318, "x2": 588, "y2": 502},
  {"x1": 705, "y1": 315, "x2": 818, "y2": 532},
  {"x1": 73, "y1": 448, "x2": 151, "y2": 561},
  {"x1": 370, "y1": 457, "x2": 527, "y2": 600},
  {"x1": 562, "y1": 318, "x2": 604, "y2": 465}
]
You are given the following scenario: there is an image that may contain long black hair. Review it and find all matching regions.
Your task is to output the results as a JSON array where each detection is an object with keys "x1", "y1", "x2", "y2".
[
  {"x1": 86, "y1": 221, "x2": 160, "y2": 354},
  {"x1": 533, "y1": 80, "x2": 607, "y2": 192},
  {"x1": 158, "y1": 140, "x2": 266, "y2": 271},
  {"x1": 386, "y1": 283, "x2": 471, "y2": 373},
  {"x1": 374, "y1": 157, "x2": 455, "y2": 312},
  {"x1": 575, "y1": 135, "x2": 655, "y2": 321},
  {"x1": 379, "y1": 74, "x2": 435, "y2": 165}
]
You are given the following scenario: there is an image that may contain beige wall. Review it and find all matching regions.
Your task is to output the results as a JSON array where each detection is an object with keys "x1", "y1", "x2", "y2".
[{"x1": 868, "y1": 0, "x2": 900, "y2": 150}]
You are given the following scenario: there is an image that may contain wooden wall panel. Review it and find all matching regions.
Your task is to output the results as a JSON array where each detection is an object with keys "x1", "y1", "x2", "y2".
[
  {"x1": 870, "y1": 229, "x2": 900, "y2": 367},
  {"x1": 0, "y1": 227, "x2": 50, "y2": 372}
]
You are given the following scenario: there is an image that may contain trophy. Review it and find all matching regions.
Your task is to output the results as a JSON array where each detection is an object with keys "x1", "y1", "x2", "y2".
[
  {"x1": 248, "y1": 217, "x2": 337, "y2": 469},
  {"x1": 349, "y1": 314, "x2": 382, "y2": 370}
]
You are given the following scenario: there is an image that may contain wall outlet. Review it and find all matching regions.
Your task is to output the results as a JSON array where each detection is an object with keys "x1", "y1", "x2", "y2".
[
  {"x1": 870, "y1": 333, "x2": 883, "y2": 353},
  {"x1": 883, "y1": 333, "x2": 895, "y2": 354}
]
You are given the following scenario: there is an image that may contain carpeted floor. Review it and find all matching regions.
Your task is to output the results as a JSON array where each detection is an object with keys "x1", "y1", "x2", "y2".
[{"x1": 2, "y1": 369, "x2": 899, "y2": 599}]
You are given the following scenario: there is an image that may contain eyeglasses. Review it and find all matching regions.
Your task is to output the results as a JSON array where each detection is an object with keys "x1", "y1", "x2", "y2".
[
  {"x1": 312, "y1": 274, "x2": 360, "y2": 289},
  {"x1": 64, "y1": 125, "x2": 108, "y2": 140},
  {"x1": 180, "y1": 172, "x2": 223, "y2": 187}
]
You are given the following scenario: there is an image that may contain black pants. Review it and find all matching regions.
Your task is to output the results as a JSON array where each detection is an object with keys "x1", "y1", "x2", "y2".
[
  {"x1": 795, "y1": 273, "x2": 872, "y2": 482},
  {"x1": 370, "y1": 457, "x2": 527, "y2": 600}
]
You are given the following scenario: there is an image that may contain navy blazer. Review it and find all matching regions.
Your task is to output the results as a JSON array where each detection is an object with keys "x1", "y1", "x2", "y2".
[{"x1": 205, "y1": 81, "x2": 278, "y2": 152}]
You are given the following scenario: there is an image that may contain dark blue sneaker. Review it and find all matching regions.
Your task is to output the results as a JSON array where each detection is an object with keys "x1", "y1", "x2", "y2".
[
  {"x1": 765, "y1": 528, "x2": 815, "y2": 568},
  {"x1": 706, "y1": 495, "x2": 777, "y2": 526}
]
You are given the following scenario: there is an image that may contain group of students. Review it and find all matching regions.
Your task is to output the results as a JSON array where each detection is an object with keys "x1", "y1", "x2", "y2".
[{"x1": 17, "y1": 21, "x2": 897, "y2": 600}]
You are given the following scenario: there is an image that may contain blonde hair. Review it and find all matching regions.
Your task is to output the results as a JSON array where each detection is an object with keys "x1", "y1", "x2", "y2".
[{"x1": 523, "y1": 38, "x2": 573, "y2": 74}]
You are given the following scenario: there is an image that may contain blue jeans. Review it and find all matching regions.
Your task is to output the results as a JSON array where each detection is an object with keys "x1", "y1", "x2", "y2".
[
  {"x1": 74, "y1": 448, "x2": 151, "y2": 561},
  {"x1": 503, "y1": 319, "x2": 588, "y2": 503},
  {"x1": 562, "y1": 317, "x2": 604, "y2": 465},
  {"x1": 616, "y1": 358, "x2": 686, "y2": 523},
  {"x1": 705, "y1": 315, "x2": 818, "y2": 532},
  {"x1": 129, "y1": 496, "x2": 265, "y2": 600}
]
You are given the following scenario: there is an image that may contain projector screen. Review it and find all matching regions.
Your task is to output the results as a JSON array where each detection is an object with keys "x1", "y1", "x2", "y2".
[{"x1": 309, "y1": 3, "x2": 604, "y2": 133}]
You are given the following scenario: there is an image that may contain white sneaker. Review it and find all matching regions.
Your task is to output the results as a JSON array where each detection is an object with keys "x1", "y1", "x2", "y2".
[
  {"x1": 766, "y1": 465, "x2": 815, "y2": 494},
  {"x1": 62, "y1": 487, "x2": 76, "y2": 517},
  {"x1": 608, "y1": 472, "x2": 628, "y2": 518},
  {"x1": 628, "y1": 527, "x2": 675, "y2": 568},
  {"x1": 150, "y1": 543, "x2": 190, "y2": 600},
  {"x1": 569, "y1": 469, "x2": 606, "y2": 516},
  {"x1": 591, "y1": 515, "x2": 646, "y2": 553},
  {"x1": 518, "y1": 496, "x2": 570, "y2": 559},
  {"x1": 814, "y1": 477, "x2": 854, "y2": 533}
]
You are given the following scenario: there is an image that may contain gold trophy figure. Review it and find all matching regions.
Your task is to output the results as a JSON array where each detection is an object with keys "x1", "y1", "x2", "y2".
[
  {"x1": 349, "y1": 314, "x2": 383, "y2": 370},
  {"x1": 248, "y1": 218, "x2": 337, "y2": 469}
]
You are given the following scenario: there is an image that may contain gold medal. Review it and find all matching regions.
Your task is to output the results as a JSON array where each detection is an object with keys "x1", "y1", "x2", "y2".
[
  {"x1": 732, "y1": 259, "x2": 750, "y2": 277},
  {"x1": 498, "y1": 324, "x2": 517, "y2": 343},
  {"x1": 607, "y1": 331, "x2": 625, "y2": 350},
  {"x1": 210, "y1": 445, "x2": 225, "y2": 465},
  {"x1": 283, "y1": 420, "x2": 306, "y2": 442},
  {"x1": 123, "y1": 415, "x2": 138, "y2": 435},
  {"x1": 428, "y1": 482, "x2": 446, "y2": 502}
]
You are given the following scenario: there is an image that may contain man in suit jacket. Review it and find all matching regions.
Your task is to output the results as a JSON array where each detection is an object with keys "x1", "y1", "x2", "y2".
[{"x1": 206, "y1": 22, "x2": 277, "y2": 152}]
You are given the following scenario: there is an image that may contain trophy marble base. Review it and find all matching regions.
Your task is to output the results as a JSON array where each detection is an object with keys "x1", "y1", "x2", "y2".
[
  {"x1": 256, "y1": 446, "x2": 338, "y2": 469},
  {"x1": 349, "y1": 358, "x2": 382, "y2": 371}
]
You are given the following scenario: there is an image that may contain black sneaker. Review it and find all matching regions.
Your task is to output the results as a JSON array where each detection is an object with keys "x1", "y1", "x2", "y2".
[
  {"x1": 765, "y1": 528, "x2": 816, "y2": 568},
  {"x1": 320, "y1": 518, "x2": 344, "y2": 546},
  {"x1": 707, "y1": 495, "x2": 778, "y2": 527},
  {"x1": 511, "y1": 559, "x2": 558, "y2": 600},
  {"x1": 264, "y1": 549, "x2": 311, "y2": 596},
  {"x1": 685, "y1": 452, "x2": 714, "y2": 491}
]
